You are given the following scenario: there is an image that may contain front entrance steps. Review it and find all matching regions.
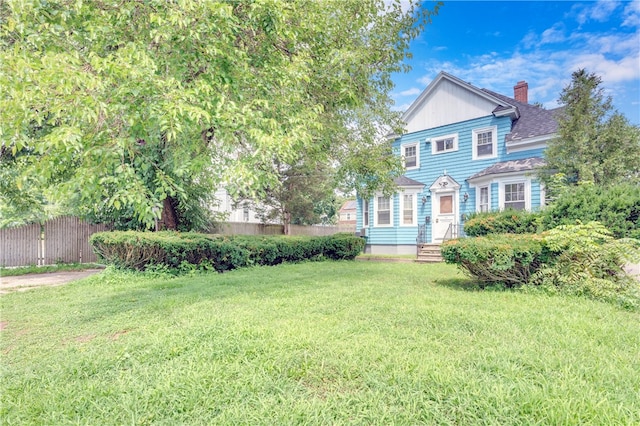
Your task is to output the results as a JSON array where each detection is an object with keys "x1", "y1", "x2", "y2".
[{"x1": 416, "y1": 243, "x2": 443, "y2": 263}]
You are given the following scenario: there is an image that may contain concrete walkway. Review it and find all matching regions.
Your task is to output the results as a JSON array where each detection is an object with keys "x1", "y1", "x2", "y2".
[{"x1": 0, "y1": 269, "x2": 103, "y2": 295}]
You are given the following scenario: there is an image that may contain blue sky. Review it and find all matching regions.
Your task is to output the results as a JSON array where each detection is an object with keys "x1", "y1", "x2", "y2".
[{"x1": 391, "y1": 0, "x2": 640, "y2": 125}]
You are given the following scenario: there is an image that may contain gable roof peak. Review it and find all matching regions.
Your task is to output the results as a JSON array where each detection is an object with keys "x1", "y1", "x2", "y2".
[{"x1": 402, "y1": 71, "x2": 519, "y2": 123}]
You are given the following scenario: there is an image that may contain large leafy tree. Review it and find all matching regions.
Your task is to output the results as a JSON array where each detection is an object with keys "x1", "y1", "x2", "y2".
[
  {"x1": 540, "y1": 69, "x2": 640, "y2": 190},
  {"x1": 0, "y1": 0, "x2": 438, "y2": 229}
]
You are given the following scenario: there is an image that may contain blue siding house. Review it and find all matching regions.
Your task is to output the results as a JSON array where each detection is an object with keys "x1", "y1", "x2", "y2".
[{"x1": 358, "y1": 72, "x2": 561, "y2": 254}]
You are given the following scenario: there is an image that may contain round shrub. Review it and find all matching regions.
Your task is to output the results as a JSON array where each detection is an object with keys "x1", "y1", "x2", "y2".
[
  {"x1": 464, "y1": 210, "x2": 541, "y2": 237},
  {"x1": 441, "y1": 233, "x2": 545, "y2": 288}
]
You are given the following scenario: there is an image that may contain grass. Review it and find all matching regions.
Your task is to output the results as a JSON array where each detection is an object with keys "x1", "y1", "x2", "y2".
[
  {"x1": 0, "y1": 263, "x2": 104, "y2": 277},
  {"x1": 1, "y1": 261, "x2": 639, "y2": 425}
]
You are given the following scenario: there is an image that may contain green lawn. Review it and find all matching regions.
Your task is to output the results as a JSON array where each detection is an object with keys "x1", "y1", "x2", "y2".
[{"x1": 2, "y1": 262, "x2": 639, "y2": 425}]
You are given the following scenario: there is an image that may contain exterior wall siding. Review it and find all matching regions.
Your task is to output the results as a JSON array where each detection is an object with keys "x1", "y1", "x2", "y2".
[{"x1": 359, "y1": 113, "x2": 548, "y2": 250}]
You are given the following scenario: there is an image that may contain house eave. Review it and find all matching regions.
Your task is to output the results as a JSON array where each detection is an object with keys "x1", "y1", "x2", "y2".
[
  {"x1": 493, "y1": 107, "x2": 519, "y2": 120},
  {"x1": 506, "y1": 133, "x2": 556, "y2": 153}
]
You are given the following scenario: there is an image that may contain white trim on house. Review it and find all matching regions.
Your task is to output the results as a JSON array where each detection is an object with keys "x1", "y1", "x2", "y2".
[
  {"x1": 399, "y1": 189, "x2": 420, "y2": 227},
  {"x1": 472, "y1": 126, "x2": 498, "y2": 160},
  {"x1": 431, "y1": 133, "x2": 459, "y2": 155},
  {"x1": 363, "y1": 199, "x2": 370, "y2": 227},
  {"x1": 374, "y1": 194, "x2": 394, "y2": 227},
  {"x1": 476, "y1": 185, "x2": 491, "y2": 212},
  {"x1": 498, "y1": 178, "x2": 531, "y2": 211},
  {"x1": 401, "y1": 142, "x2": 420, "y2": 170},
  {"x1": 506, "y1": 133, "x2": 553, "y2": 153}
]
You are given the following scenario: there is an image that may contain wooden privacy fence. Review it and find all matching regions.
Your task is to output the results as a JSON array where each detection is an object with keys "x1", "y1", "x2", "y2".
[
  {"x1": 211, "y1": 222, "x2": 356, "y2": 236},
  {"x1": 0, "y1": 216, "x2": 109, "y2": 267}
]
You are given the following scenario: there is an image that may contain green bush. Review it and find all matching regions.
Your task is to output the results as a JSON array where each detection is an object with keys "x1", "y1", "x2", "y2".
[
  {"x1": 463, "y1": 210, "x2": 541, "y2": 237},
  {"x1": 532, "y1": 221, "x2": 640, "y2": 309},
  {"x1": 90, "y1": 231, "x2": 365, "y2": 272},
  {"x1": 441, "y1": 233, "x2": 545, "y2": 288},
  {"x1": 540, "y1": 183, "x2": 640, "y2": 239},
  {"x1": 443, "y1": 221, "x2": 640, "y2": 308}
]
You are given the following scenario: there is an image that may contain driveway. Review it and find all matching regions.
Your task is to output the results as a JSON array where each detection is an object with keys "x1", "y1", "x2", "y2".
[{"x1": 0, "y1": 269, "x2": 103, "y2": 295}]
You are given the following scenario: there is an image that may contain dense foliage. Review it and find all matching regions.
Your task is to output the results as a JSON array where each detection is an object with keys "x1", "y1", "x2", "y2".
[
  {"x1": 532, "y1": 222, "x2": 640, "y2": 309},
  {"x1": 540, "y1": 183, "x2": 640, "y2": 239},
  {"x1": 539, "y1": 69, "x2": 640, "y2": 190},
  {"x1": 463, "y1": 209, "x2": 541, "y2": 237},
  {"x1": 464, "y1": 183, "x2": 640, "y2": 239},
  {"x1": 1, "y1": 0, "x2": 439, "y2": 229},
  {"x1": 90, "y1": 231, "x2": 365, "y2": 272},
  {"x1": 441, "y1": 233, "x2": 545, "y2": 288},
  {"x1": 443, "y1": 222, "x2": 640, "y2": 309}
]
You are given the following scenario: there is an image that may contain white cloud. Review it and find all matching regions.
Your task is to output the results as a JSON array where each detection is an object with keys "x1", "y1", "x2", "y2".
[
  {"x1": 398, "y1": 87, "x2": 422, "y2": 97},
  {"x1": 391, "y1": 102, "x2": 412, "y2": 112},
  {"x1": 540, "y1": 23, "x2": 566, "y2": 45},
  {"x1": 413, "y1": 23, "x2": 639, "y2": 116},
  {"x1": 622, "y1": 1, "x2": 640, "y2": 27},
  {"x1": 574, "y1": 0, "x2": 621, "y2": 25}
]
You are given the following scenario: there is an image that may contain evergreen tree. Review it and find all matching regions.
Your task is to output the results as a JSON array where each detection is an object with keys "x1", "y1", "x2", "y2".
[{"x1": 540, "y1": 69, "x2": 640, "y2": 191}]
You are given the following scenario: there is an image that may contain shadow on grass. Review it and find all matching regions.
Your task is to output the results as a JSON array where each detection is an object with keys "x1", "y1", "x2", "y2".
[{"x1": 433, "y1": 277, "x2": 483, "y2": 292}]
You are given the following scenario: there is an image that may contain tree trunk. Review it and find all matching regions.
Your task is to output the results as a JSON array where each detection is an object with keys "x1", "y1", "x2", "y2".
[
  {"x1": 283, "y1": 210, "x2": 291, "y2": 235},
  {"x1": 161, "y1": 197, "x2": 179, "y2": 230}
]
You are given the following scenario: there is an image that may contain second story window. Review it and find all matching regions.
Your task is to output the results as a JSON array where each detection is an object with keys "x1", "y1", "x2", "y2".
[
  {"x1": 473, "y1": 126, "x2": 497, "y2": 160},
  {"x1": 402, "y1": 144, "x2": 418, "y2": 169},
  {"x1": 436, "y1": 138, "x2": 455, "y2": 152},
  {"x1": 431, "y1": 133, "x2": 458, "y2": 155}
]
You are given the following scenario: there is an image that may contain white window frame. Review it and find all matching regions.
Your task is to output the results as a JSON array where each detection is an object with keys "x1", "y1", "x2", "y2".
[
  {"x1": 401, "y1": 143, "x2": 419, "y2": 169},
  {"x1": 499, "y1": 179, "x2": 531, "y2": 211},
  {"x1": 431, "y1": 133, "x2": 459, "y2": 155},
  {"x1": 477, "y1": 185, "x2": 490, "y2": 212},
  {"x1": 363, "y1": 199, "x2": 370, "y2": 227},
  {"x1": 374, "y1": 194, "x2": 393, "y2": 227},
  {"x1": 472, "y1": 126, "x2": 497, "y2": 160},
  {"x1": 399, "y1": 191, "x2": 418, "y2": 227}
]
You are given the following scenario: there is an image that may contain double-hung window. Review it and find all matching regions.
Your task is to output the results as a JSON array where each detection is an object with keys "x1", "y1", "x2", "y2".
[
  {"x1": 402, "y1": 144, "x2": 418, "y2": 169},
  {"x1": 363, "y1": 200, "x2": 369, "y2": 227},
  {"x1": 478, "y1": 186, "x2": 489, "y2": 212},
  {"x1": 504, "y1": 183, "x2": 525, "y2": 210},
  {"x1": 376, "y1": 196, "x2": 392, "y2": 226},
  {"x1": 472, "y1": 126, "x2": 497, "y2": 160},
  {"x1": 401, "y1": 193, "x2": 415, "y2": 226}
]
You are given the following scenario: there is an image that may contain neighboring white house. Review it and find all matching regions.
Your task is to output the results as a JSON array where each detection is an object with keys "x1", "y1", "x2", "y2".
[{"x1": 212, "y1": 188, "x2": 265, "y2": 224}]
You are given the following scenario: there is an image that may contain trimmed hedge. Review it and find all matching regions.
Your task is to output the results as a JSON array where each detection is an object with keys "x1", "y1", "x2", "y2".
[
  {"x1": 441, "y1": 233, "x2": 546, "y2": 288},
  {"x1": 90, "y1": 231, "x2": 365, "y2": 272},
  {"x1": 463, "y1": 210, "x2": 541, "y2": 237}
]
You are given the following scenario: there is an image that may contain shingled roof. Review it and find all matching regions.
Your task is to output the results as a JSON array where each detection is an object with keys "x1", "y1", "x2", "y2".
[
  {"x1": 394, "y1": 176, "x2": 424, "y2": 187},
  {"x1": 468, "y1": 157, "x2": 546, "y2": 180},
  {"x1": 482, "y1": 89, "x2": 563, "y2": 142}
]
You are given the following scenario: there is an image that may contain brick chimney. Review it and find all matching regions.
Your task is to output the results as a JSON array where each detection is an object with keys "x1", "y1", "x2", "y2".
[{"x1": 514, "y1": 81, "x2": 528, "y2": 103}]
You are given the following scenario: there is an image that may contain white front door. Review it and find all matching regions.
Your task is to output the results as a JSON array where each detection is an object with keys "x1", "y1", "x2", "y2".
[{"x1": 432, "y1": 192, "x2": 456, "y2": 242}]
